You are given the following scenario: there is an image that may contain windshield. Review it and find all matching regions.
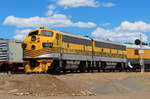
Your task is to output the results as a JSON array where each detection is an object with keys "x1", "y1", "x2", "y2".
[
  {"x1": 40, "y1": 30, "x2": 53, "y2": 37},
  {"x1": 28, "y1": 31, "x2": 38, "y2": 36}
]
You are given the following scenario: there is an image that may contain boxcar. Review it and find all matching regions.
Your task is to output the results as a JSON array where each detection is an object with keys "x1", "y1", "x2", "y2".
[{"x1": 0, "y1": 39, "x2": 23, "y2": 72}]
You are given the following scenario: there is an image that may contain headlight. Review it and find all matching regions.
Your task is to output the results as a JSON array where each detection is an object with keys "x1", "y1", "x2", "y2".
[
  {"x1": 31, "y1": 36, "x2": 36, "y2": 41},
  {"x1": 31, "y1": 45, "x2": 36, "y2": 50},
  {"x1": 42, "y1": 43, "x2": 53, "y2": 48},
  {"x1": 22, "y1": 43, "x2": 27, "y2": 49}
]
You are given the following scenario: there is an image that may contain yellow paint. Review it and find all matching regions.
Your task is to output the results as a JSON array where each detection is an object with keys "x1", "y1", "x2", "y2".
[
  {"x1": 126, "y1": 48, "x2": 150, "y2": 59},
  {"x1": 24, "y1": 60, "x2": 53, "y2": 73}
]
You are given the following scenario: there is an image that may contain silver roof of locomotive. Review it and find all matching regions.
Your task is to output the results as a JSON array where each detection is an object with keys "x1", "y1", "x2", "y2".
[
  {"x1": 94, "y1": 38, "x2": 124, "y2": 46},
  {"x1": 61, "y1": 31, "x2": 91, "y2": 40},
  {"x1": 61, "y1": 31, "x2": 124, "y2": 46},
  {"x1": 124, "y1": 44, "x2": 150, "y2": 49}
]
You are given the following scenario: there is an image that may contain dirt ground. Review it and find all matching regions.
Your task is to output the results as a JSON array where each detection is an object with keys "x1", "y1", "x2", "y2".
[
  {"x1": 0, "y1": 92, "x2": 150, "y2": 99},
  {"x1": 1, "y1": 72, "x2": 150, "y2": 99}
]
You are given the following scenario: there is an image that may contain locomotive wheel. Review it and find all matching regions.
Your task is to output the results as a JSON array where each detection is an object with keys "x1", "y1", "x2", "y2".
[
  {"x1": 62, "y1": 70, "x2": 66, "y2": 73},
  {"x1": 79, "y1": 66, "x2": 86, "y2": 73},
  {"x1": 101, "y1": 62, "x2": 106, "y2": 72},
  {"x1": 79, "y1": 61, "x2": 86, "y2": 73}
]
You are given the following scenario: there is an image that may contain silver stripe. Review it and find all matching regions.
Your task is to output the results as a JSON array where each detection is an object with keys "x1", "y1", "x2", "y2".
[
  {"x1": 38, "y1": 53, "x2": 126, "y2": 62},
  {"x1": 38, "y1": 53, "x2": 60, "y2": 58}
]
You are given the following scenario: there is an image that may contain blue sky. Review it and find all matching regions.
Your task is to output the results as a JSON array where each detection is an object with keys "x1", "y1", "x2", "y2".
[{"x1": 1, "y1": 0, "x2": 150, "y2": 43}]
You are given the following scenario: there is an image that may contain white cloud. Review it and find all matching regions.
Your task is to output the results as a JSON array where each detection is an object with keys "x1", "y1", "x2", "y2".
[
  {"x1": 101, "y1": 23, "x2": 111, "y2": 27},
  {"x1": 56, "y1": 0, "x2": 115, "y2": 8},
  {"x1": 3, "y1": 14, "x2": 96, "y2": 28},
  {"x1": 116, "y1": 21, "x2": 150, "y2": 32},
  {"x1": 45, "y1": 5, "x2": 56, "y2": 16},
  {"x1": 15, "y1": 29, "x2": 32, "y2": 34},
  {"x1": 14, "y1": 29, "x2": 31, "y2": 40},
  {"x1": 92, "y1": 21, "x2": 149, "y2": 42},
  {"x1": 101, "y1": 2, "x2": 115, "y2": 7},
  {"x1": 56, "y1": 0, "x2": 99, "y2": 8},
  {"x1": 74, "y1": 22, "x2": 96, "y2": 28}
]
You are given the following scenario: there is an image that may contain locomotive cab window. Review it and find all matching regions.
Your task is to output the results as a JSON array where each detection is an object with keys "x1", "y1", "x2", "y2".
[
  {"x1": 40, "y1": 30, "x2": 53, "y2": 37},
  {"x1": 134, "y1": 49, "x2": 139, "y2": 55},
  {"x1": 28, "y1": 31, "x2": 38, "y2": 36}
]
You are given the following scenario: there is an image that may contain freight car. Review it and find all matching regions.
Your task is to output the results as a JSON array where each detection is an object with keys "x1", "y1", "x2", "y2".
[
  {"x1": 0, "y1": 39, "x2": 23, "y2": 72},
  {"x1": 126, "y1": 44, "x2": 150, "y2": 71},
  {"x1": 23, "y1": 28, "x2": 127, "y2": 73}
]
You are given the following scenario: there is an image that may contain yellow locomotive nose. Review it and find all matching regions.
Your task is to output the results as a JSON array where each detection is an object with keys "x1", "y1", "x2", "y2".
[{"x1": 23, "y1": 29, "x2": 56, "y2": 73}]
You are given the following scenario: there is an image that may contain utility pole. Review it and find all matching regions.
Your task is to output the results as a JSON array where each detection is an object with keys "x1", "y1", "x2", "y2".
[{"x1": 139, "y1": 32, "x2": 144, "y2": 73}]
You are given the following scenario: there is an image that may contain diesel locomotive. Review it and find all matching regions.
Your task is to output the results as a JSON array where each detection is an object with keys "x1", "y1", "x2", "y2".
[{"x1": 23, "y1": 28, "x2": 127, "y2": 73}]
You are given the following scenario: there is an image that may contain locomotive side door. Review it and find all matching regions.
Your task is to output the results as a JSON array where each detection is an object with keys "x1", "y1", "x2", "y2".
[
  {"x1": 56, "y1": 33, "x2": 62, "y2": 52},
  {"x1": 56, "y1": 33, "x2": 63, "y2": 68},
  {"x1": 56, "y1": 33, "x2": 60, "y2": 48}
]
